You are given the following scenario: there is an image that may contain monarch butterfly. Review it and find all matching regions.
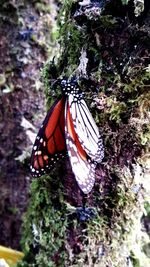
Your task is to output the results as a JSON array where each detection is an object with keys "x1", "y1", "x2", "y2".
[{"x1": 30, "y1": 78, "x2": 104, "y2": 194}]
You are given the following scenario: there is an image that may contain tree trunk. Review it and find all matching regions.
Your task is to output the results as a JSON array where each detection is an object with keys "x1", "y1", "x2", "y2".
[{"x1": 19, "y1": 1, "x2": 150, "y2": 266}]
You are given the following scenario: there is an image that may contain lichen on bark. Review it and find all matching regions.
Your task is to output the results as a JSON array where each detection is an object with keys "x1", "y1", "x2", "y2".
[{"x1": 18, "y1": 1, "x2": 150, "y2": 266}]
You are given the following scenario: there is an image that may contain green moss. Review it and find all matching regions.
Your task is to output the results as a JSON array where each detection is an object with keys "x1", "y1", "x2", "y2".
[
  {"x1": 99, "y1": 15, "x2": 118, "y2": 28},
  {"x1": 18, "y1": 175, "x2": 69, "y2": 267},
  {"x1": 69, "y1": 166, "x2": 139, "y2": 267},
  {"x1": 41, "y1": 60, "x2": 61, "y2": 109},
  {"x1": 8, "y1": 206, "x2": 19, "y2": 215},
  {"x1": 122, "y1": 70, "x2": 150, "y2": 94},
  {"x1": 18, "y1": 0, "x2": 150, "y2": 266},
  {"x1": 144, "y1": 202, "x2": 150, "y2": 218},
  {"x1": 108, "y1": 99, "x2": 127, "y2": 123},
  {"x1": 140, "y1": 125, "x2": 150, "y2": 145},
  {"x1": 57, "y1": 1, "x2": 88, "y2": 74},
  {"x1": 130, "y1": 252, "x2": 141, "y2": 267},
  {"x1": 35, "y1": 2, "x2": 52, "y2": 13},
  {"x1": 59, "y1": 22, "x2": 85, "y2": 74}
]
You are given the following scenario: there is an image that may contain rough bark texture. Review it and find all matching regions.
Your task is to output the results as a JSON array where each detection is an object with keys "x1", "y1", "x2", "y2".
[
  {"x1": 14, "y1": 0, "x2": 150, "y2": 266},
  {"x1": 0, "y1": 0, "x2": 56, "y2": 251}
]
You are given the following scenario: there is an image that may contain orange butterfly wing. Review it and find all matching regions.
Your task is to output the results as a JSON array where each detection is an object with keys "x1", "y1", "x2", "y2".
[{"x1": 30, "y1": 98, "x2": 66, "y2": 177}]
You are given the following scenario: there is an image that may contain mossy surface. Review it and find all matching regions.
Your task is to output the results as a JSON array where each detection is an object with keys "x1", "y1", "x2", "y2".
[
  {"x1": 18, "y1": 0, "x2": 150, "y2": 266},
  {"x1": 17, "y1": 174, "x2": 69, "y2": 267}
]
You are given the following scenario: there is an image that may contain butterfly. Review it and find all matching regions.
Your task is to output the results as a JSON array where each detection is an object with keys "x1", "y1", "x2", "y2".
[{"x1": 30, "y1": 78, "x2": 104, "y2": 194}]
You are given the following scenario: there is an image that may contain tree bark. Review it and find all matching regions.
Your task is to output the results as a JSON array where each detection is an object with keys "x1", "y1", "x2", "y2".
[{"x1": 19, "y1": 1, "x2": 150, "y2": 266}]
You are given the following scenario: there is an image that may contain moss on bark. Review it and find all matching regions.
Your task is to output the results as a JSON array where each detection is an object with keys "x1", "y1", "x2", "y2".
[{"x1": 18, "y1": 1, "x2": 150, "y2": 266}]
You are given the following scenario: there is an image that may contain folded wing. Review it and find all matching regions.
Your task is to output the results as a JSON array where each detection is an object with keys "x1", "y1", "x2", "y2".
[
  {"x1": 30, "y1": 97, "x2": 66, "y2": 177},
  {"x1": 68, "y1": 93, "x2": 104, "y2": 163},
  {"x1": 65, "y1": 101, "x2": 96, "y2": 194}
]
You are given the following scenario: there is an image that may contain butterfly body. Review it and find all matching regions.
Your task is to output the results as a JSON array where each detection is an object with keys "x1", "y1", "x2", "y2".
[{"x1": 30, "y1": 79, "x2": 104, "y2": 194}]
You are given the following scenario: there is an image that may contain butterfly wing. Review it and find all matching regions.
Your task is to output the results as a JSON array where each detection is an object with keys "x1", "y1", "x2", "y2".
[
  {"x1": 65, "y1": 101, "x2": 96, "y2": 194},
  {"x1": 68, "y1": 93, "x2": 104, "y2": 163},
  {"x1": 30, "y1": 97, "x2": 66, "y2": 177},
  {"x1": 60, "y1": 79, "x2": 104, "y2": 163}
]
